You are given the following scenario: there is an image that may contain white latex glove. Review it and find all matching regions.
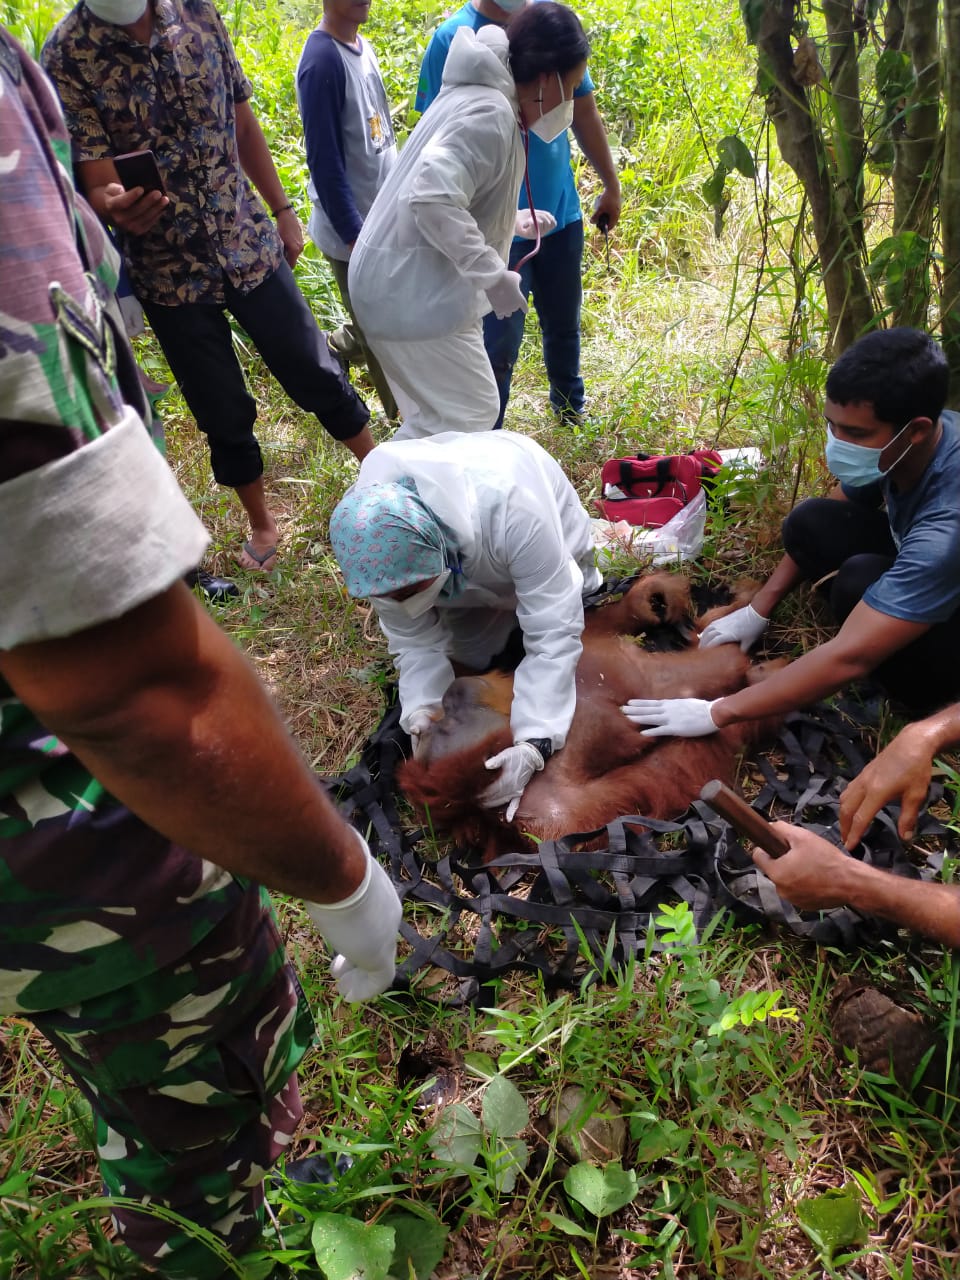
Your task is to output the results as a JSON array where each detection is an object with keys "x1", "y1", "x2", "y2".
[
  {"x1": 698, "y1": 604, "x2": 769, "y2": 652},
  {"x1": 480, "y1": 741, "x2": 546, "y2": 822},
  {"x1": 515, "y1": 208, "x2": 557, "y2": 239},
  {"x1": 484, "y1": 270, "x2": 528, "y2": 320},
  {"x1": 304, "y1": 831, "x2": 402, "y2": 1002},
  {"x1": 405, "y1": 706, "x2": 440, "y2": 740},
  {"x1": 621, "y1": 698, "x2": 720, "y2": 738}
]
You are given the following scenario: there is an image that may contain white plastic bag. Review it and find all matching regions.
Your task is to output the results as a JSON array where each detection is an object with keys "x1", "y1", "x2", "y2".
[{"x1": 591, "y1": 489, "x2": 707, "y2": 567}]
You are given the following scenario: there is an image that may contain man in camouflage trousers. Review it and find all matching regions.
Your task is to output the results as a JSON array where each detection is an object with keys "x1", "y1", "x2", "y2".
[{"x1": 0, "y1": 27, "x2": 402, "y2": 1279}]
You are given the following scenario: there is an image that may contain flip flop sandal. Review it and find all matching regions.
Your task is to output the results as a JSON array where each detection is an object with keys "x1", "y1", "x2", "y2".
[{"x1": 240, "y1": 540, "x2": 278, "y2": 570}]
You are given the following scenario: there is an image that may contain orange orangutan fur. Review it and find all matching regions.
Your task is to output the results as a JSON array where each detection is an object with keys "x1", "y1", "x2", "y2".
[{"x1": 397, "y1": 573, "x2": 785, "y2": 860}]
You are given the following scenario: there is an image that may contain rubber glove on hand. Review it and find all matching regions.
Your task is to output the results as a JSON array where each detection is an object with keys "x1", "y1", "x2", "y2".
[
  {"x1": 405, "y1": 706, "x2": 439, "y2": 740},
  {"x1": 698, "y1": 604, "x2": 769, "y2": 652},
  {"x1": 621, "y1": 698, "x2": 719, "y2": 738},
  {"x1": 304, "y1": 831, "x2": 402, "y2": 1002},
  {"x1": 485, "y1": 270, "x2": 527, "y2": 320},
  {"x1": 480, "y1": 741, "x2": 545, "y2": 822},
  {"x1": 515, "y1": 208, "x2": 557, "y2": 239}
]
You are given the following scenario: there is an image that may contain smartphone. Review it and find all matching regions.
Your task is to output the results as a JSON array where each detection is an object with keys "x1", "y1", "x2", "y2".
[{"x1": 113, "y1": 149, "x2": 166, "y2": 196}]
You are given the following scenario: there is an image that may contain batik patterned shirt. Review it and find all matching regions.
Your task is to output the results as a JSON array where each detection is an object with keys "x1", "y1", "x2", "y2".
[
  {"x1": 41, "y1": 0, "x2": 282, "y2": 306},
  {"x1": 0, "y1": 27, "x2": 243, "y2": 1015}
]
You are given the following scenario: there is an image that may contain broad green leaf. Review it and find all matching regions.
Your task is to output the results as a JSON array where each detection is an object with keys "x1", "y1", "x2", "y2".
[
  {"x1": 430, "y1": 1103, "x2": 481, "y2": 1168},
  {"x1": 867, "y1": 232, "x2": 931, "y2": 307},
  {"x1": 488, "y1": 1136, "x2": 529, "y2": 1195},
  {"x1": 310, "y1": 1213, "x2": 395, "y2": 1280},
  {"x1": 383, "y1": 1212, "x2": 448, "y2": 1280},
  {"x1": 796, "y1": 1186, "x2": 869, "y2": 1261},
  {"x1": 717, "y1": 134, "x2": 756, "y2": 178},
  {"x1": 539, "y1": 1211, "x2": 594, "y2": 1241},
  {"x1": 235, "y1": 1259, "x2": 278, "y2": 1280},
  {"x1": 462, "y1": 1051, "x2": 497, "y2": 1080},
  {"x1": 701, "y1": 164, "x2": 727, "y2": 209},
  {"x1": 564, "y1": 1161, "x2": 639, "y2": 1218},
  {"x1": 633, "y1": 1119, "x2": 688, "y2": 1163},
  {"x1": 482, "y1": 1075, "x2": 529, "y2": 1138},
  {"x1": 875, "y1": 47, "x2": 915, "y2": 104}
]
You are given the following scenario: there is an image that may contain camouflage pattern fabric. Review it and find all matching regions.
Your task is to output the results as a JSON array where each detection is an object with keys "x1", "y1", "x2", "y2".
[
  {"x1": 0, "y1": 33, "x2": 314, "y2": 1274},
  {"x1": 41, "y1": 0, "x2": 284, "y2": 306},
  {"x1": 0, "y1": 25, "x2": 238, "y2": 1015},
  {"x1": 36, "y1": 885, "x2": 315, "y2": 1279},
  {"x1": 0, "y1": 24, "x2": 124, "y2": 468}
]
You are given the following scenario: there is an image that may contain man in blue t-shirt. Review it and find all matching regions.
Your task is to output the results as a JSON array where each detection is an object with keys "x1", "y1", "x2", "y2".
[
  {"x1": 415, "y1": 0, "x2": 621, "y2": 428},
  {"x1": 620, "y1": 328, "x2": 960, "y2": 737},
  {"x1": 298, "y1": 0, "x2": 399, "y2": 421}
]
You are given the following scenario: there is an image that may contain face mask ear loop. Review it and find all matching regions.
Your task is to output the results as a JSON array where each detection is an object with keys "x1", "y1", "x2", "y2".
[{"x1": 514, "y1": 124, "x2": 541, "y2": 270}]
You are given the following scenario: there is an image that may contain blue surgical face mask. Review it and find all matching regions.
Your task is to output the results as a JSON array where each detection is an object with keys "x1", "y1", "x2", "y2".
[{"x1": 824, "y1": 419, "x2": 914, "y2": 488}]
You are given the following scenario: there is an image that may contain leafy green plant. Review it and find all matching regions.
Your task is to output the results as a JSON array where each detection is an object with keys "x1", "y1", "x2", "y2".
[{"x1": 430, "y1": 1073, "x2": 531, "y2": 1198}]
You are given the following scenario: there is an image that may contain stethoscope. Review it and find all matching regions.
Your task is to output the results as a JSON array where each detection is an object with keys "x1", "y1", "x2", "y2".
[{"x1": 514, "y1": 124, "x2": 541, "y2": 271}]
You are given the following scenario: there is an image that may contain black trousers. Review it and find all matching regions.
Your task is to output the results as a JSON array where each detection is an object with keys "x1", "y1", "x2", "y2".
[
  {"x1": 144, "y1": 262, "x2": 369, "y2": 488},
  {"x1": 782, "y1": 497, "x2": 960, "y2": 713}
]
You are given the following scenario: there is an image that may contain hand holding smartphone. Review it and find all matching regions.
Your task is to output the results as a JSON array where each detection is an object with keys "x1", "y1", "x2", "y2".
[{"x1": 113, "y1": 149, "x2": 166, "y2": 196}]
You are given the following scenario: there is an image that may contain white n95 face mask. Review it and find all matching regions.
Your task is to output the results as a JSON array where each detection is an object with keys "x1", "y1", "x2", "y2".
[
  {"x1": 396, "y1": 569, "x2": 452, "y2": 619},
  {"x1": 530, "y1": 73, "x2": 574, "y2": 143},
  {"x1": 85, "y1": 0, "x2": 147, "y2": 22}
]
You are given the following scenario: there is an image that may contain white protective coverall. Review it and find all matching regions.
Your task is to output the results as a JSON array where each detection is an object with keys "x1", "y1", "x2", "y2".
[
  {"x1": 354, "y1": 431, "x2": 602, "y2": 750},
  {"x1": 347, "y1": 26, "x2": 525, "y2": 439}
]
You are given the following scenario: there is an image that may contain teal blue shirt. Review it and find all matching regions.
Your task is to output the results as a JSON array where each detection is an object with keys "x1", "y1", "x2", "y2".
[
  {"x1": 414, "y1": 0, "x2": 593, "y2": 235},
  {"x1": 844, "y1": 410, "x2": 960, "y2": 624}
]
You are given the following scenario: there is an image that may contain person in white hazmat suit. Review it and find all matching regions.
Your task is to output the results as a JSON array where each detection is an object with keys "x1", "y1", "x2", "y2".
[
  {"x1": 347, "y1": 2, "x2": 590, "y2": 439},
  {"x1": 329, "y1": 431, "x2": 602, "y2": 819}
]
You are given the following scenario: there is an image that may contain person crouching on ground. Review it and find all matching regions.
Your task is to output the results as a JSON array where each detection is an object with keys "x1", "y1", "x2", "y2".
[{"x1": 329, "y1": 430, "x2": 601, "y2": 818}]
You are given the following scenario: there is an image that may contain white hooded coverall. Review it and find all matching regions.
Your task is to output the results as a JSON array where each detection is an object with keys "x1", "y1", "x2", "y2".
[
  {"x1": 348, "y1": 26, "x2": 525, "y2": 439},
  {"x1": 352, "y1": 431, "x2": 602, "y2": 750}
]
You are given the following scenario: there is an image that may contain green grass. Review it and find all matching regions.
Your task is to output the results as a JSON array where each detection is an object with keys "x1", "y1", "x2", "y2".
[{"x1": 3, "y1": 0, "x2": 960, "y2": 1275}]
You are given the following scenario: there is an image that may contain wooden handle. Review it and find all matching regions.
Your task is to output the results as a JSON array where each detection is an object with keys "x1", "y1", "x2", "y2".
[{"x1": 699, "y1": 779, "x2": 790, "y2": 858}]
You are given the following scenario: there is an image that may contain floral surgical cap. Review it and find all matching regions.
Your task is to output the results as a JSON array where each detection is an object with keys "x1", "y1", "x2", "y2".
[{"x1": 330, "y1": 480, "x2": 464, "y2": 599}]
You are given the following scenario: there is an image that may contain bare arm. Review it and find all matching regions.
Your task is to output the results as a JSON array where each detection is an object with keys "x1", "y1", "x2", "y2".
[
  {"x1": 0, "y1": 583, "x2": 365, "y2": 903},
  {"x1": 235, "y1": 99, "x2": 303, "y2": 268},
  {"x1": 753, "y1": 822, "x2": 960, "y2": 948},
  {"x1": 840, "y1": 703, "x2": 960, "y2": 847},
  {"x1": 570, "y1": 93, "x2": 621, "y2": 230},
  {"x1": 711, "y1": 600, "x2": 931, "y2": 727},
  {"x1": 748, "y1": 550, "x2": 806, "y2": 619}
]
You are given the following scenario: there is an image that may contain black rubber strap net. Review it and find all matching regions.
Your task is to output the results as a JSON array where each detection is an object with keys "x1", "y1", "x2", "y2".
[{"x1": 324, "y1": 606, "x2": 951, "y2": 1005}]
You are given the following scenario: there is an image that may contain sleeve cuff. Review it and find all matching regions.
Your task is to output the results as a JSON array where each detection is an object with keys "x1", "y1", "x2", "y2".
[{"x1": 0, "y1": 407, "x2": 210, "y2": 647}]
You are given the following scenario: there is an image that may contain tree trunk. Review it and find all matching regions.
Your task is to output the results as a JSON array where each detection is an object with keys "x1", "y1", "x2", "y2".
[
  {"x1": 885, "y1": 0, "x2": 905, "y2": 64},
  {"x1": 756, "y1": 0, "x2": 875, "y2": 353},
  {"x1": 893, "y1": 0, "x2": 942, "y2": 329},
  {"x1": 942, "y1": 0, "x2": 960, "y2": 403},
  {"x1": 824, "y1": 0, "x2": 866, "y2": 249}
]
